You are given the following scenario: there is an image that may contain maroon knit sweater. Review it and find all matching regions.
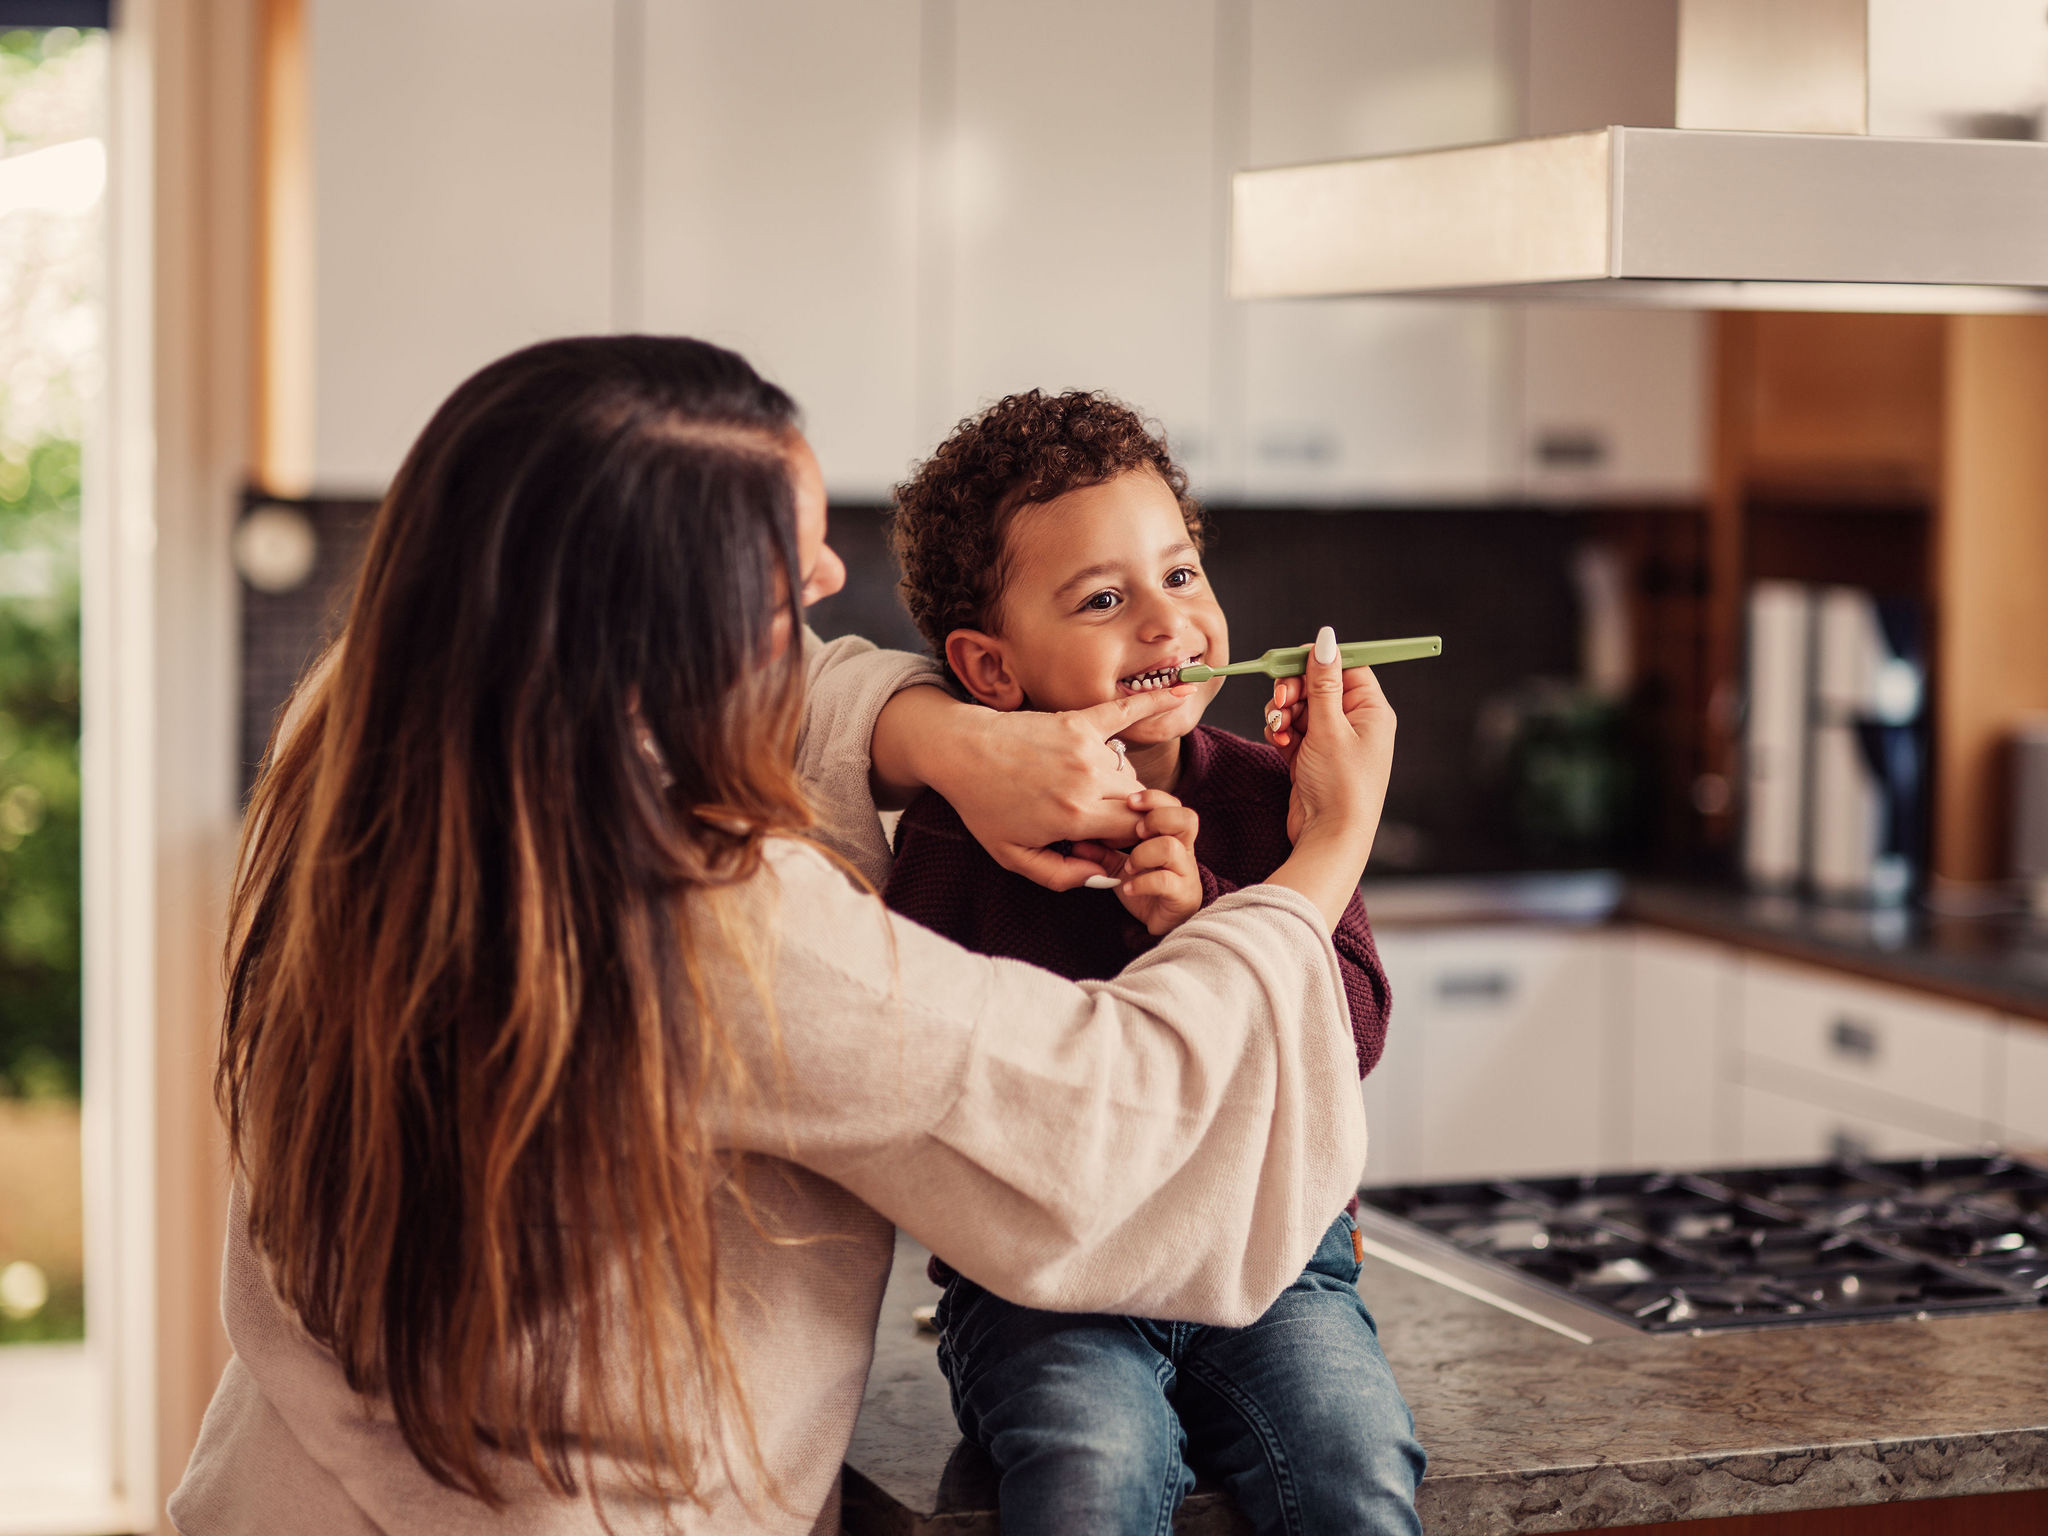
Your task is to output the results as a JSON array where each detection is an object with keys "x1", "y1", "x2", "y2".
[
  {"x1": 883, "y1": 723, "x2": 1391, "y2": 1078},
  {"x1": 887, "y1": 724, "x2": 1388, "y2": 1289}
]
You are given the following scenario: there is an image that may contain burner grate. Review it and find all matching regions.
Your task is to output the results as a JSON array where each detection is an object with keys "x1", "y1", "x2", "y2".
[{"x1": 1359, "y1": 1153, "x2": 2048, "y2": 1334}]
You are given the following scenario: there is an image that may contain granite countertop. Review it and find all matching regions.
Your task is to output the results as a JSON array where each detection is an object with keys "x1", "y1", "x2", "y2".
[
  {"x1": 1355, "y1": 871, "x2": 2048, "y2": 1024},
  {"x1": 1620, "y1": 882, "x2": 2048, "y2": 1025},
  {"x1": 842, "y1": 1231, "x2": 2048, "y2": 1535}
]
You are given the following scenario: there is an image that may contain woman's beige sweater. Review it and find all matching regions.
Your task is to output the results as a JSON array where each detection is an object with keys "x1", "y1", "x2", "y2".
[{"x1": 168, "y1": 636, "x2": 1369, "y2": 1535}]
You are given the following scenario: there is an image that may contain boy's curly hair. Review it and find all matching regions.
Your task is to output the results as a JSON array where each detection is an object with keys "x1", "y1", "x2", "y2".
[{"x1": 891, "y1": 390, "x2": 1204, "y2": 685}]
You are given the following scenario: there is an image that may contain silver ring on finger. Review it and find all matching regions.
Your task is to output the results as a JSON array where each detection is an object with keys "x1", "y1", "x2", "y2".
[{"x1": 1108, "y1": 737, "x2": 1129, "y2": 771}]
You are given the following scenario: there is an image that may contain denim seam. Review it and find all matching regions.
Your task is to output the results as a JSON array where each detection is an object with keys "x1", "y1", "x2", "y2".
[{"x1": 1182, "y1": 1356, "x2": 1305, "y2": 1535}]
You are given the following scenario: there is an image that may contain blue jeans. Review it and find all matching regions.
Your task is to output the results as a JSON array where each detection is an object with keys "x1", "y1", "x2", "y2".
[{"x1": 934, "y1": 1212, "x2": 1426, "y2": 1536}]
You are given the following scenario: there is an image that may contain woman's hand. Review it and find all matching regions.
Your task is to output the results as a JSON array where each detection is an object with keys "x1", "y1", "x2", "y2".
[
  {"x1": 1263, "y1": 632, "x2": 1396, "y2": 848},
  {"x1": 1076, "y1": 790, "x2": 1203, "y2": 937},
  {"x1": 873, "y1": 684, "x2": 1192, "y2": 890},
  {"x1": 1263, "y1": 627, "x2": 1397, "y2": 929}
]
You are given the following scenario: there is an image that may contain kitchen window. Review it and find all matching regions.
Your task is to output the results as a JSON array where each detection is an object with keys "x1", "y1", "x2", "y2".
[{"x1": 0, "y1": 4, "x2": 154, "y2": 1531}]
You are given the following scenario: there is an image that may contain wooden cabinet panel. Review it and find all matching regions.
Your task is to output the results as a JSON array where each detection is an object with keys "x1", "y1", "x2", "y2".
[
  {"x1": 638, "y1": 1, "x2": 924, "y2": 501},
  {"x1": 1737, "y1": 312, "x2": 1945, "y2": 496},
  {"x1": 309, "y1": 0, "x2": 618, "y2": 489}
]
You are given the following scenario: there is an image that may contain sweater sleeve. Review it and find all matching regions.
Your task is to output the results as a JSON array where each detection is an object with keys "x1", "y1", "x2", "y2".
[
  {"x1": 1194, "y1": 861, "x2": 1387, "y2": 1080},
  {"x1": 718, "y1": 840, "x2": 1369, "y2": 1329},
  {"x1": 797, "y1": 629, "x2": 943, "y2": 889}
]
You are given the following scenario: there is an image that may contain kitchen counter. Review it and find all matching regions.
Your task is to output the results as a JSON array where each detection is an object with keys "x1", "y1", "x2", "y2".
[
  {"x1": 1620, "y1": 882, "x2": 2048, "y2": 1026},
  {"x1": 841, "y1": 1231, "x2": 2048, "y2": 1534},
  {"x1": 1356, "y1": 871, "x2": 2048, "y2": 1025}
]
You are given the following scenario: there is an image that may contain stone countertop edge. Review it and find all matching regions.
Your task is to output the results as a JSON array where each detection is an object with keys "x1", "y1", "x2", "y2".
[{"x1": 842, "y1": 1232, "x2": 2048, "y2": 1536}]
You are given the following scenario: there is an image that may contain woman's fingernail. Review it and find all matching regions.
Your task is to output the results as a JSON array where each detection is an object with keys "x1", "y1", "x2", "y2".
[
  {"x1": 1266, "y1": 709, "x2": 1285, "y2": 734},
  {"x1": 1127, "y1": 791, "x2": 1147, "y2": 807},
  {"x1": 1084, "y1": 874, "x2": 1119, "y2": 890},
  {"x1": 1314, "y1": 625, "x2": 1338, "y2": 664}
]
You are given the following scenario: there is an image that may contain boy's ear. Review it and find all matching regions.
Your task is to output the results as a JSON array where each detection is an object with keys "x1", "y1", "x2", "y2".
[{"x1": 945, "y1": 630, "x2": 1025, "y2": 711}]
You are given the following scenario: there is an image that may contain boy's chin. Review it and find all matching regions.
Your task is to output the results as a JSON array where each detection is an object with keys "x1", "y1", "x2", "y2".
[{"x1": 1116, "y1": 693, "x2": 1211, "y2": 742}]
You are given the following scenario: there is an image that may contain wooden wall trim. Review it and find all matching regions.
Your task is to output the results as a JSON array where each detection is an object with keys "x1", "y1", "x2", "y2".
[
  {"x1": 1936, "y1": 315, "x2": 2048, "y2": 885},
  {"x1": 254, "y1": 0, "x2": 312, "y2": 496}
]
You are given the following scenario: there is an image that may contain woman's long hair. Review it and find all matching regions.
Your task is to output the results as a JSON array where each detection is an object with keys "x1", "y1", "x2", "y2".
[{"x1": 218, "y1": 336, "x2": 814, "y2": 1509}]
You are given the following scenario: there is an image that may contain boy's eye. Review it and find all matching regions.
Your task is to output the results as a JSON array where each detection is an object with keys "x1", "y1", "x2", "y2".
[
  {"x1": 1081, "y1": 590, "x2": 1121, "y2": 613},
  {"x1": 1165, "y1": 566, "x2": 1198, "y2": 589}
]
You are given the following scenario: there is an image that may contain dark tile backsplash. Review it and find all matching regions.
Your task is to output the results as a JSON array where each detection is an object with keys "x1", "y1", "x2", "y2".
[
  {"x1": 241, "y1": 496, "x2": 1645, "y2": 872},
  {"x1": 809, "y1": 504, "x2": 1589, "y2": 872}
]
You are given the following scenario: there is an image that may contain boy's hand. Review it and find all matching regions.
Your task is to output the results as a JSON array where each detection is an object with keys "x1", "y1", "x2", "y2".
[{"x1": 1086, "y1": 789, "x2": 1203, "y2": 938}]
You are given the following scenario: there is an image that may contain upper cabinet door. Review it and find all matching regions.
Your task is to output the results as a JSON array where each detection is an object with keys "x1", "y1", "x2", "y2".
[
  {"x1": 940, "y1": 0, "x2": 1222, "y2": 487},
  {"x1": 310, "y1": 0, "x2": 619, "y2": 491},
  {"x1": 1518, "y1": 308, "x2": 1708, "y2": 502},
  {"x1": 637, "y1": 2, "x2": 925, "y2": 502},
  {"x1": 1236, "y1": 0, "x2": 1518, "y2": 504}
]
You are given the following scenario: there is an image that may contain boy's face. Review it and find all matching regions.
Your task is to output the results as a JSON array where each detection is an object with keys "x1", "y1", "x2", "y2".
[{"x1": 954, "y1": 468, "x2": 1226, "y2": 746}]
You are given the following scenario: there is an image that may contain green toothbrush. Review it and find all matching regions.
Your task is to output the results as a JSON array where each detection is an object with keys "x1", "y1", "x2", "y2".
[{"x1": 1177, "y1": 636, "x2": 1442, "y2": 685}]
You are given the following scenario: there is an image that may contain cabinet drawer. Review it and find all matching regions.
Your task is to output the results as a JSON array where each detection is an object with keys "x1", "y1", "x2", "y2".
[
  {"x1": 1733, "y1": 1081, "x2": 1976, "y2": 1167},
  {"x1": 1737, "y1": 958, "x2": 1995, "y2": 1124},
  {"x1": 1995, "y1": 1020, "x2": 2048, "y2": 1149}
]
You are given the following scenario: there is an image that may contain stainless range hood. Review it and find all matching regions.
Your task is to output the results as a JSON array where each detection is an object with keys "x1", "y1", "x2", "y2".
[{"x1": 1232, "y1": 0, "x2": 2048, "y2": 312}]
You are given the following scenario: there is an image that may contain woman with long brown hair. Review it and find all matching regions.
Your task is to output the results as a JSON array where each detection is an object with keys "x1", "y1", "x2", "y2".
[{"x1": 170, "y1": 335, "x2": 1397, "y2": 1535}]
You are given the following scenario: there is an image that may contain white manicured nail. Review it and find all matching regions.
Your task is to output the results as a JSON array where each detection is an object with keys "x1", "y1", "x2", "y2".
[
  {"x1": 1083, "y1": 874, "x2": 1119, "y2": 890},
  {"x1": 1266, "y1": 709, "x2": 1285, "y2": 734},
  {"x1": 1314, "y1": 625, "x2": 1338, "y2": 664}
]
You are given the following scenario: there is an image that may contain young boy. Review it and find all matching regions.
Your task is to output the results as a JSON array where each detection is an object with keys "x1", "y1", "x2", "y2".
[{"x1": 883, "y1": 391, "x2": 1425, "y2": 1536}]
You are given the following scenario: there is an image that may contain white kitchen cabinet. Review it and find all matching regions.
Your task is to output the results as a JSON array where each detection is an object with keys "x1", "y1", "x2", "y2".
[
  {"x1": 637, "y1": 1, "x2": 925, "y2": 501},
  {"x1": 1732, "y1": 1081, "x2": 1977, "y2": 1166},
  {"x1": 1737, "y1": 956, "x2": 1998, "y2": 1130},
  {"x1": 1517, "y1": 309, "x2": 1709, "y2": 501},
  {"x1": 1376, "y1": 926, "x2": 1622, "y2": 1182},
  {"x1": 1359, "y1": 927, "x2": 1427, "y2": 1186},
  {"x1": 1621, "y1": 929, "x2": 1734, "y2": 1169},
  {"x1": 1236, "y1": 0, "x2": 1518, "y2": 503},
  {"x1": 1993, "y1": 1019, "x2": 2048, "y2": 1151},
  {"x1": 309, "y1": 0, "x2": 619, "y2": 490},
  {"x1": 939, "y1": 0, "x2": 1223, "y2": 481}
]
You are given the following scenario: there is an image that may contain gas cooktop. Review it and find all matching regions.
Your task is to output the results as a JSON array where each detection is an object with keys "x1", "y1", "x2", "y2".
[{"x1": 1356, "y1": 1153, "x2": 2048, "y2": 1339}]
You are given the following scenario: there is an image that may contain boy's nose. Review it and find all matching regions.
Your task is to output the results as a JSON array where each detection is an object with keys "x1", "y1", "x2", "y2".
[{"x1": 1131, "y1": 591, "x2": 1182, "y2": 641}]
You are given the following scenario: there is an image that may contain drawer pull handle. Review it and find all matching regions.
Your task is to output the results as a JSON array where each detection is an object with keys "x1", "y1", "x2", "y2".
[
  {"x1": 1438, "y1": 971, "x2": 1514, "y2": 1002},
  {"x1": 1830, "y1": 1018, "x2": 1880, "y2": 1061}
]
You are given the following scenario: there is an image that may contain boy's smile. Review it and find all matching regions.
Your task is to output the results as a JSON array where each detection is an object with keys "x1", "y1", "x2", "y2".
[{"x1": 943, "y1": 467, "x2": 1225, "y2": 788}]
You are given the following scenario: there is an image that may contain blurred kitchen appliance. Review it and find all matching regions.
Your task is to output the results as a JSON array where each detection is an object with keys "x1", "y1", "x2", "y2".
[
  {"x1": 1742, "y1": 582, "x2": 1811, "y2": 889},
  {"x1": 1742, "y1": 583, "x2": 1926, "y2": 902},
  {"x1": 1808, "y1": 587, "x2": 1925, "y2": 905},
  {"x1": 2014, "y1": 719, "x2": 2048, "y2": 915}
]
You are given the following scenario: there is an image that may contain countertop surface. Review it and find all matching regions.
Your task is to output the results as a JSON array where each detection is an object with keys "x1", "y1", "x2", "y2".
[
  {"x1": 1620, "y1": 882, "x2": 2048, "y2": 1024},
  {"x1": 842, "y1": 1230, "x2": 2048, "y2": 1534},
  {"x1": 1355, "y1": 871, "x2": 2048, "y2": 1023}
]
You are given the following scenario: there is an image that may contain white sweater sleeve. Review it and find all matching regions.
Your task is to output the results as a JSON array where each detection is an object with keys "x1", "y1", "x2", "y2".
[
  {"x1": 796, "y1": 630, "x2": 942, "y2": 888},
  {"x1": 721, "y1": 841, "x2": 1368, "y2": 1329}
]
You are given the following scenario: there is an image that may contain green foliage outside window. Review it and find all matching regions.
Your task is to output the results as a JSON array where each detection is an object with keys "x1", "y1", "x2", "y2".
[
  {"x1": 0, "y1": 435, "x2": 79, "y2": 1100},
  {"x1": 0, "y1": 24, "x2": 95, "y2": 1103}
]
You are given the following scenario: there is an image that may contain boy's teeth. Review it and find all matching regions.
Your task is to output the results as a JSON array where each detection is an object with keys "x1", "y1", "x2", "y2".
[{"x1": 1122, "y1": 663, "x2": 1189, "y2": 691}]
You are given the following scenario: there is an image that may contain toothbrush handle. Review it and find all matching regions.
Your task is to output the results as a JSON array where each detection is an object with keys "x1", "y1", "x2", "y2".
[
  {"x1": 1257, "y1": 636, "x2": 1443, "y2": 678},
  {"x1": 1178, "y1": 636, "x2": 1443, "y2": 684}
]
